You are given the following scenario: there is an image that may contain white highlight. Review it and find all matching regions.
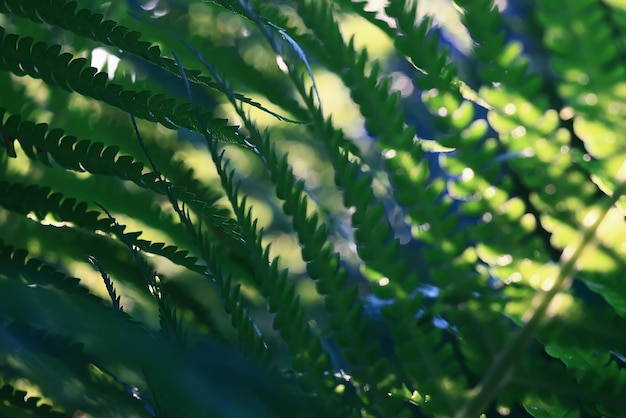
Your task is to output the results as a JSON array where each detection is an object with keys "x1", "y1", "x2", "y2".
[{"x1": 90, "y1": 47, "x2": 121, "y2": 80}]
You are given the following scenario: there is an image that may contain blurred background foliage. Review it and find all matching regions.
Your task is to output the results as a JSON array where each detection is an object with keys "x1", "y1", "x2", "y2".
[{"x1": 1, "y1": 0, "x2": 626, "y2": 417}]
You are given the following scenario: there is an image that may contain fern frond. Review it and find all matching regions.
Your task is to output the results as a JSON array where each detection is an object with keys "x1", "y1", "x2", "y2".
[
  {"x1": 0, "y1": 26, "x2": 243, "y2": 143},
  {"x1": 232, "y1": 3, "x2": 472, "y2": 413},
  {"x1": 286, "y1": 4, "x2": 480, "y2": 413},
  {"x1": 528, "y1": 0, "x2": 626, "y2": 321},
  {"x1": 343, "y1": 0, "x2": 460, "y2": 92},
  {"x1": 0, "y1": 381, "x2": 69, "y2": 418},
  {"x1": 294, "y1": 0, "x2": 414, "y2": 147},
  {"x1": 87, "y1": 255, "x2": 123, "y2": 312},
  {"x1": 0, "y1": 182, "x2": 206, "y2": 275},
  {"x1": 0, "y1": 238, "x2": 98, "y2": 298},
  {"x1": 0, "y1": 0, "x2": 301, "y2": 123},
  {"x1": 456, "y1": 163, "x2": 626, "y2": 417},
  {"x1": 259, "y1": 125, "x2": 407, "y2": 415},
  {"x1": 0, "y1": 108, "x2": 244, "y2": 246},
  {"x1": 210, "y1": 147, "x2": 344, "y2": 411},
  {"x1": 129, "y1": 106, "x2": 273, "y2": 362},
  {"x1": 169, "y1": 29, "x2": 416, "y2": 412},
  {"x1": 172, "y1": 55, "x2": 347, "y2": 413},
  {"x1": 535, "y1": 0, "x2": 626, "y2": 172},
  {"x1": 97, "y1": 204, "x2": 186, "y2": 342}
]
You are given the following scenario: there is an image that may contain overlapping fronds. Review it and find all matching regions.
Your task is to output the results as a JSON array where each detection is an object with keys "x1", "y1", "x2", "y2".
[
  {"x1": 0, "y1": 25, "x2": 244, "y2": 142},
  {"x1": 0, "y1": 0, "x2": 624, "y2": 417}
]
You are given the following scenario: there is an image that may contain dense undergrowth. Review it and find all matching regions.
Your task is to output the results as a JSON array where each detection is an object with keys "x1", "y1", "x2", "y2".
[{"x1": 1, "y1": 0, "x2": 626, "y2": 417}]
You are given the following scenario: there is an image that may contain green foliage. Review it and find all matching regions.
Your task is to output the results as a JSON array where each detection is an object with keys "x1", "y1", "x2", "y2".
[{"x1": 0, "y1": 0, "x2": 625, "y2": 417}]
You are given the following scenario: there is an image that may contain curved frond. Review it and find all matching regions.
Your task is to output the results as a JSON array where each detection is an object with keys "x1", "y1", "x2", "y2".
[
  {"x1": 0, "y1": 108, "x2": 244, "y2": 244},
  {"x1": 0, "y1": 0, "x2": 300, "y2": 123},
  {"x1": 0, "y1": 27, "x2": 243, "y2": 143}
]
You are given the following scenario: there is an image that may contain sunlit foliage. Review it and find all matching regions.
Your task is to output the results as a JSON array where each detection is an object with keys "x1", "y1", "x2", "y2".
[{"x1": 1, "y1": 0, "x2": 625, "y2": 417}]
